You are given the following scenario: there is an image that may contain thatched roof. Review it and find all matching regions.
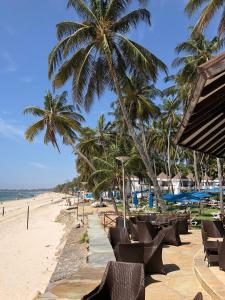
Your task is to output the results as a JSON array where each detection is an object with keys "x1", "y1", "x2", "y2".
[
  {"x1": 157, "y1": 172, "x2": 169, "y2": 180},
  {"x1": 175, "y1": 51, "x2": 225, "y2": 158},
  {"x1": 172, "y1": 172, "x2": 187, "y2": 180},
  {"x1": 186, "y1": 172, "x2": 195, "y2": 180}
]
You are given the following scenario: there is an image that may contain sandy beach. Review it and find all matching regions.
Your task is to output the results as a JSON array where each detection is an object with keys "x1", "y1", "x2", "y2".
[{"x1": 0, "y1": 192, "x2": 68, "y2": 300}]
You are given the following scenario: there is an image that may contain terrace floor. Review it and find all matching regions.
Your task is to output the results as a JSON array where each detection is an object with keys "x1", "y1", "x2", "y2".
[{"x1": 146, "y1": 229, "x2": 212, "y2": 300}]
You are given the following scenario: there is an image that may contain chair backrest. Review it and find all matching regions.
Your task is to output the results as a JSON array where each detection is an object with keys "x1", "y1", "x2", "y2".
[
  {"x1": 136, "y1": 215, "x2": 149, "y2": 222},
  {"x1": 218, "y1": 239, "x2": 225, "y2": 271},
  {"x1": 144, "y1": 228, "x2": 167, "y2": 260},
  {"x1": 103, "y1": 261, "x2": 145, "y2": 300},
  {"x1": 83, "y1": 261, "x2": 145, "y2": 300},
  {"x1": 202, "y1": 220, "x2": 224, "y2": 238},
  {"x1": 137, "y1": 221, "x2": 157, "y2": 243},
  {"x1": 201, "y1": 228, "x2": 208, "y2": 243},
  {"x1": 116, "y1": 217, "x2": 132, "y2": 234},
  {"x1": 116, "y1": 243, "x2": 144, "y2": 264},
  {"x1": 193, "y1": 292, "x2": 203, "y2": 300},
  {"x1": 177, "y1": 218, "x2": 189, "y2": 234},
  {"x1": 108, "y1": 227, "x2": 130, "y2": 249}
]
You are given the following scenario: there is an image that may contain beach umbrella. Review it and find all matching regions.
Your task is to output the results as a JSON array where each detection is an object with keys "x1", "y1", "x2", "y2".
[
  {"x1": 148, "y1": 192, "x2": 154, "y2": 208},
  {"x1": 133, "y1": 192, "x2": 139, "y2": 206},
  {"x1": 190, "y1": 192, "x2": 211, "y2": 198}
]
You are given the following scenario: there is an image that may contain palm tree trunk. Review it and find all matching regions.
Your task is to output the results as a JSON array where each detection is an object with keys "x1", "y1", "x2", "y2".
[
  {"x1": 106, "y1": 65, "x2": 164, "y2": 211},
  {"x1": 113, "y1": 82, "x2": 165, "y2": 210},
  {"x1": 217, "y1": 158, "x2": 224, "y2": 215},
  {"x1": 193, "y1": 151, "x2": 200, "y2": 191},
  {"x1": 167, "y1": 123, "x2": 174, "y2": 194}
]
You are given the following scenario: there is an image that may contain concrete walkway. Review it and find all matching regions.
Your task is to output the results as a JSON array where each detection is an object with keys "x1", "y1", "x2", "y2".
[{"x1": 146, "y1": 229, "x2": 212, "y2": 300}]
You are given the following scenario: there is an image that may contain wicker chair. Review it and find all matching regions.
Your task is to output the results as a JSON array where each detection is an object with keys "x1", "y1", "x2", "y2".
[
  {"x1": 177, "y1": 217, "x2": 189, "y2": 234},
  {"x1": 115, "y1": 243, "x2": 144, "y2": 263},
  {"x1": 137, "y1": 221, "x2": 157, "y2": 243},
  {"x1": 193, "y1": 292, "x2": 203, "y2": 300},
  {"x1": 116, "y1": 217, "x2": 132, "y2": 234},
  {"x1": 202, "y1": 220, "x2": 224, "y2": 238},
  {"x1": 144, "y1": 229, "x2": 168, "y2": 275},
  {"x1": 201, "y1": 228, "x2": 218, "y2": 261},
  {"x1": 129, "y1": 218, "x2": 139, "y2": 241},
  {"x1": 82, "y1": 261, "x2": 145, "y2": 300},
  {"x1": 108, "y1": 227, "x2": 130, "y2": 249},
  {"x1": 163, "y1": 222, "x2": 182, "y2": 246},
  {"x1": 218, "y1": 239, "x2": 225, "y2": 271}
]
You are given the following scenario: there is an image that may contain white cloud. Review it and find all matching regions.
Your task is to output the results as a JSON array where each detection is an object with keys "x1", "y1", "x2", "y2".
[
  {"x1": 1, "y1": 52, "x2": 17, "y2": 73},
  {"x1": 30, "y1": 162, "x2": 48, "y2": 169},
  {"x1": 0, "y1": 118, "x2": 24, "y2": 140}
]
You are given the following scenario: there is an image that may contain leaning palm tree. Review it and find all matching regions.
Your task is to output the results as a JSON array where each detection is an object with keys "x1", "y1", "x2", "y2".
[
  {"x1": 48, "y1": 0, "x2": 167, "y2": 208},
  {"x1": 24, "y1": 91, "x2": 84, "y2": 151},
  {"x1": 185, "y1": 0, "x2": 225, "y2": 36}
]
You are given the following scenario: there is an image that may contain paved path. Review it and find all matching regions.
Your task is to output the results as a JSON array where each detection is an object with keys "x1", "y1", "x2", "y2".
[{"x1": 146, "y1": 229, "x2": 212, "y2": 300}]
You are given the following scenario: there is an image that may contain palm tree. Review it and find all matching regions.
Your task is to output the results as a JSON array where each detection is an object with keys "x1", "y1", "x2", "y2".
[
  {"x1": 48, "y1": 0, "x2": 167, "y2": 209},
  {"x1": 160, "y1": 99, "x2": 180, "y2": 193},
  {"x1": 24, "y1": 91, "x2": 84, "y2": 151},
  {"x1": 185, "y1": 0, "x2": 225, "y2": 36}
]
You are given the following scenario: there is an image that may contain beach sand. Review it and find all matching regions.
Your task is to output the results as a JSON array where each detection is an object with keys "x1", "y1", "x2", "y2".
[{"x1": 0, "y1": 192, "x2": 68, "y2": 300}]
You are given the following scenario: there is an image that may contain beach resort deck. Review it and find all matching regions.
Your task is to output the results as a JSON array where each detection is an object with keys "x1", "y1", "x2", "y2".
[{"x1": 35, "y1": 212, "x2": 225, "y2": 300}]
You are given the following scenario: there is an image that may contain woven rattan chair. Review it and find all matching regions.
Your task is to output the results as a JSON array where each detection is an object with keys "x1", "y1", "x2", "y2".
[
  {"x1": 201, "y1": 228, "x2": 218, "y2": 261},
  {"x1": 82, "y1": 261, "x2": 145, "y2": 300},
  {"x1": 218, "y1": 239, "x2": 225, "y2": 271},
  {"x1": 193, "y1": 292, "x2": 203, "y2": 300},
  {"x1": 116, "y1": 217, "x2": 132, "y2": 234},
  {"x1": 202, "y1": 220, "x2": 224, "y2": 238},
  {"x1": 144, "y1": 229, "x2": 167, "y2": 275},
  {"x1": 163, "y1": 222, "x2": 181, "y2": 246},
  {"x1": 129, "y1": 218, "x2": 139, "y2": 241},
  {"x1": 108, "y1": 227, "x2": 130, "y2": 249},
  {"x1": 115, "y1": 243, "x2": 144, "y2": 263},
  {"x1": 177, "y1": 217, "x2": 189, "y2": 234},
  {"x1": 137, "y1": 221, "x2": 157, "y2": 243}
]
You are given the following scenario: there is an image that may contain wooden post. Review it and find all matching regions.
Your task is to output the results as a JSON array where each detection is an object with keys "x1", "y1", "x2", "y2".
[
  {"x1": 27, "y1": 206, "x2": 29, "y2": 230},
  {"x1": 2, "y1": 206, "x2": 4, "y2": 216}
]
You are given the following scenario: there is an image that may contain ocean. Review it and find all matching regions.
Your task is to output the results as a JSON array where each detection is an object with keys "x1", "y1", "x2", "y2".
[{"x1": 0, "y1": 190, "x2": 49, "y2": 202}]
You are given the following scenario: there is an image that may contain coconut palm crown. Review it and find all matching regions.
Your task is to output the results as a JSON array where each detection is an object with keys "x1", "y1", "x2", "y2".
[
  {"x1": 185, "y1": 0, "x2": 225, "y2": 36},
  {"x1": 48, "y1": 0, "x2": 167, "y2": 111},
  {"x1": 24, "y1": 91, "x2": 84, "y2": 151}
]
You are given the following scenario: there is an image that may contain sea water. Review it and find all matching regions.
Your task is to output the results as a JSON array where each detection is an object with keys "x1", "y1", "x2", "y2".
[{"x1": 0, "y1": 190, "x2": 48, "y2": 202}]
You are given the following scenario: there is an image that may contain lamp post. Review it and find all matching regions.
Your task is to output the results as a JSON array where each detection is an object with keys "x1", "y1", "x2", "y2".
[
  {"x1": 81, "y1": 182, "x2": 87, "y2": 224},
  {"x1": 116, "y1": 156, "x2": 130, "y2": 228}
]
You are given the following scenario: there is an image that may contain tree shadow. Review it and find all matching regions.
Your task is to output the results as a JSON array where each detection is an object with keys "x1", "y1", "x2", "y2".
[{"x1": 145, "y1": 276, "x2": 161, "y2": 287}]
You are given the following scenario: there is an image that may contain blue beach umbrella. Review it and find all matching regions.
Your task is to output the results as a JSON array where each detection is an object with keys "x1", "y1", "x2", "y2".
[
  {"x1": 133, "y1": 192, "x2": 139, "y2": 206},
  {"x1": 190, "y1": 192, "x2": 211, "y2": 198},
  {"x1": 148, "y1": 192, "x2": 154, "y2": 208}
]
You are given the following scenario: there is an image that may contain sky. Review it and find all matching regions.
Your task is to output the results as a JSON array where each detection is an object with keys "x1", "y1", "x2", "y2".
[{"x1": 0, "y1": 0, "x2": 220, "y2": 189}]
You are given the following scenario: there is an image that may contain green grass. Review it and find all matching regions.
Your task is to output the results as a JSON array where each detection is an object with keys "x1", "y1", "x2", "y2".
[{"x1": 80, "y1": 231, "x2": 89, "y2": 244}]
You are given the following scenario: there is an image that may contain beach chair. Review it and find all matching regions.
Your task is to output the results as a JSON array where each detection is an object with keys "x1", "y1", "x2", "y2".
[{"x1": 82, "y1": 261, "x2": 145, "y2": 300}]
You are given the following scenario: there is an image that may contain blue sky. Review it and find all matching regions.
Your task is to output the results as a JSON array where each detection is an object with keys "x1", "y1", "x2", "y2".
[{"x1": 0, "y1": 0, "x2": 219, "y2": 189}]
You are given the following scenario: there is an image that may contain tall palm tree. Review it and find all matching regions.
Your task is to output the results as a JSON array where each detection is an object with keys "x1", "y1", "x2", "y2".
[
  {"x1": 185, "y1": 0, "x2": 225, "y2": 36},
  {"x1": 24, "y1": 91, "x2": 84, "y2": 151},
  {"x1": 48, "y1": 0, "x2": 167, "y2": 208}
]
